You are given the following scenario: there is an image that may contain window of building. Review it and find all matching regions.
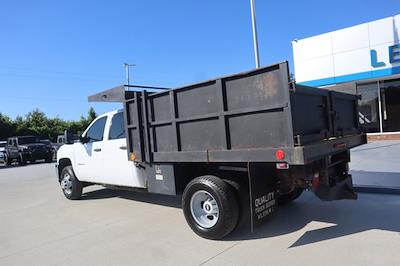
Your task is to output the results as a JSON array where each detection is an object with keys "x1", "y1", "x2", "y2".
[
  {"x1": 380, "y1": 78, "x2": 400, "y2": 132},
  {"x1": 357, "y1": 82, "x2": 381, "y2": 133}
]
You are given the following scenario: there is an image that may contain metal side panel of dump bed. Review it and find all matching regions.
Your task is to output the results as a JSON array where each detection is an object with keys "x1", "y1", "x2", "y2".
[
  {"x1": 124, "y1": 62, "x2": 297, "y2": 164},
  {"x1": 123, "y1": 61, "x2": 365, "y2": 165}
]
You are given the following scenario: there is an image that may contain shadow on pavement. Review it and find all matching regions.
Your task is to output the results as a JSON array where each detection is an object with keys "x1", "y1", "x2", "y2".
[
  {"x1": 80, "y1": 187, "x2": 400, "y2": 248},
  {"x1": 226, "y1": 192, "x2": 400, "y2": 247},
  {"x1": 82, "y1": 188, "x2": 181, "y2": 209}
]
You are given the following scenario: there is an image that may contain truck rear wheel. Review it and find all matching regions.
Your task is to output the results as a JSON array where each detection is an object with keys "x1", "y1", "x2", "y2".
[
  {"x1": 277, "y1": 188, "x2": 303, "y2": 206},
  {"x1": 60, "y1": 166, "x2": 82, "y2": 200},
  {"x1": 182, "y1": 175, "x2": 240, "y2": 240}
]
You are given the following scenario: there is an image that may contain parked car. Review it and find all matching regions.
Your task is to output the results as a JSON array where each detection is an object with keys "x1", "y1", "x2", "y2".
[
  {"x1": 4, "y1": 136, "x2": 53, "y2": 165},
  {"x1": 40, "y1": 139, "x2": 56, "y2": 161},
  {"x1": 0, "y1": 141, "x2": 6, "y2": 162}
]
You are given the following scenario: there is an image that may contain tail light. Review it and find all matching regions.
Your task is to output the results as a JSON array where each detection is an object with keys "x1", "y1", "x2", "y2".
[{"x1": 275, "y1": 149, "x2": 285, "y2": 160}]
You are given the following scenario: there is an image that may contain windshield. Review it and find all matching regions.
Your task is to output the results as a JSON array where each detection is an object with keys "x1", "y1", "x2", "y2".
[
  {"x1": 18, "y1": 137, "x2": 39, "y2": 145},
  {"x1": 0, "y1": 142, "x2": 5, "y2": 148}
]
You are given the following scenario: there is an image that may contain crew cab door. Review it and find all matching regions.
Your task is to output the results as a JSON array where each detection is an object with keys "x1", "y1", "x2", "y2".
[
  {"x1": 73, "y1": 116, "x2": 107, "y2": 182},
  {"x1": 101, "y1": 112, "x2": 146, "y2": 188}
]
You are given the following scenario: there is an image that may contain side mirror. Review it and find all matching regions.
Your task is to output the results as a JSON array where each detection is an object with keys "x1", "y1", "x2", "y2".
[
  {"x1": 64, "y1": 130, "x2": 75, "y2": 144},
  {"x1": 79, "y1": 135, "x2": 89, "y2": 144}
]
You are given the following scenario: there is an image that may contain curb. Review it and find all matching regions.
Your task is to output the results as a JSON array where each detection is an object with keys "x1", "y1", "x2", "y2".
[{"x1": 354, "y1": 185, "x2": 400, "y2": 195}]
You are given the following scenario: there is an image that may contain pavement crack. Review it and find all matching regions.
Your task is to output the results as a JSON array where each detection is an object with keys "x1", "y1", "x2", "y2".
[{"x1": 198, "y1": 241, "x2": 241, "y2": 266}]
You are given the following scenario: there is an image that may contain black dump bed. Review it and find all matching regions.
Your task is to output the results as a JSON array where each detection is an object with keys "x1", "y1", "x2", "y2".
[{"x1": 90, "y1": 62, "x2": 366, "y2": 165}]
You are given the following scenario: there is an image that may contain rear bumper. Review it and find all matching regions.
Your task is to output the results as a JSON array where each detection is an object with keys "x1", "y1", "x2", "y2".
[{"x1": 298, "y1": 133, "x2": 367, "y2": 165}]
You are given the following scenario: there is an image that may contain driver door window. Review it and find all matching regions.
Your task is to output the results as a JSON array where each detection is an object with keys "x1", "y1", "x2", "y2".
[{"x1": 86, "y1": 117, "x2": 107, "y2": 142}]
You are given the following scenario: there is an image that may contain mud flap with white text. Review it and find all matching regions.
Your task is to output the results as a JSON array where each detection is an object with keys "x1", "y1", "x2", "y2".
[{"x1": 247, "y1": 163, "x2": 278, "y2": 232}]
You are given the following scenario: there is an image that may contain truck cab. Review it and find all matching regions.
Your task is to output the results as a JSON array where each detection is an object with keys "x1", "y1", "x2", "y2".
[{"x1": 57, "y1": 110, "x2": 146, "y2": 189}]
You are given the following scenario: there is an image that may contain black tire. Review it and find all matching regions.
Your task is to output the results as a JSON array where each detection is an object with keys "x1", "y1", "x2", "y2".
[
  {"x1": 60, "y1": 166, "x2": 83, "y2": 200},
  {"x1": 182, "y1": 175, "x2": 240, "y2": 240},
  {"x1": 277, "y1": 188, "x2": 303, "y2": 206},
  {"x1": 45, "y1": 154, "x2": 53, "y2": 163},
  {"x1": 18, "y1": 153, "x2": 26, "y2": 166},
  {"x1": 4, "y1": 153, "x2": 11, "y2": 166}
]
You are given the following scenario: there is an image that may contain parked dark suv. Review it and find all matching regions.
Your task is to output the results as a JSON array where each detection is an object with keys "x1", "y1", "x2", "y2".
[{"x1": 4, "y1": 136, "x2": 53, "y2": 166}]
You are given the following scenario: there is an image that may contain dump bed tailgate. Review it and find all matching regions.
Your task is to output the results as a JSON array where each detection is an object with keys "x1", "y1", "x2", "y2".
[{"x1": 290, "y1": 85, "x2": 360, "y2": 146}]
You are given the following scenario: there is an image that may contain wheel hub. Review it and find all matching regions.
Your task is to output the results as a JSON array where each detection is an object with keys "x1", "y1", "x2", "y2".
[
  {"x1": 203, "y1": 200, "x2": 214, "y2": 214},
  {"x1": 61, "y1": 174, "x2": 73, "y2": 195},
  {"x1": 190, "y1": 190, "x2": 219, "y2": 228}
]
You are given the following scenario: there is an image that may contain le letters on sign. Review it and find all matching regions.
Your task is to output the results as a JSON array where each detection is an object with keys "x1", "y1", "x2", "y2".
[{"x1": 371, "y1": 44, "x2": 400, "y2": 67}]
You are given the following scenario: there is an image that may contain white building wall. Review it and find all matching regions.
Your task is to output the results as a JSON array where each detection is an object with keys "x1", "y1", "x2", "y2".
[{"x1": 292, "y1": 14, "x2": 400, "y2": 86}]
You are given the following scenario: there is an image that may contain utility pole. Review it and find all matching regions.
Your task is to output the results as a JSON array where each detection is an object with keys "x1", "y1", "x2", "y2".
[
  {"x1": 124, "y1": 63, "x2": 136, "y2": 86},
  {"x1": 250, "y1": 0, "x2": 260, "y2": 68}
]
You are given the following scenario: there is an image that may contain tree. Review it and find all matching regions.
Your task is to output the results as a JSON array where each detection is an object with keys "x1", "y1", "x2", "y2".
[
  {"x1": 0, "y1": 113, "x2": 15, "y2": 140},
  {"x1": 0, "y1": 108, "x2": 97, "y2": 141},
  {"x1": 87, "y1": 107, "x2": 97, "y2": 124},
  {"x1": 77, "y1": 107, "x2": 97, "y2": 132},
  {"x1": 25, "y1": 109, "x2": 50, "y2": 138}
]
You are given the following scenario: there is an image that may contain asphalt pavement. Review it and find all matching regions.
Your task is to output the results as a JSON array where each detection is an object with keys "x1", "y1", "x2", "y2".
[{"x1": 0, "y1": 162, "x2": 400, "y2": 266}]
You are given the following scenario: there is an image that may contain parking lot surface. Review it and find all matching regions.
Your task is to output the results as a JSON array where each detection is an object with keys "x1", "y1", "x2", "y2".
[
  {"x1": 1, "y1": 163, "x2": 400, "y2": 266},
  {"x1": 350, "y1": 140, "x2": 400, "y2": 189}
]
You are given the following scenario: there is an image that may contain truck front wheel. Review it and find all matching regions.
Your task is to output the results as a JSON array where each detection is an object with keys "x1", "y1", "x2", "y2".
[
  {"x1": 182, "y1": 175, "x2": 240, "y2": 240},
  {"x1": 60, "y1": 166, "x2": 82, "y2": 200}
]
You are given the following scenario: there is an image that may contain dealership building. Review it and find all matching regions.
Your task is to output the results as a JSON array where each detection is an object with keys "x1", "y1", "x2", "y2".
[{"x1": 292, "y1": 14, "x2": 400, "y2": 134}]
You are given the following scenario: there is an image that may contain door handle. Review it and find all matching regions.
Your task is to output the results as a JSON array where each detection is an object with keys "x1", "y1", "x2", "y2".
[
  {"x1": 119, "y1": 146, "x2": 127, "y2": 150},
  {"x1": 93, "y1": 148, "x2": 102, "y2": 152}
]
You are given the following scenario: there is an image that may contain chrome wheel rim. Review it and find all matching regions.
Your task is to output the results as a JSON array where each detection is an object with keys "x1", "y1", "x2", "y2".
[
  {"x1": 190, "y1": 190, "x2": 219, "y2": 228},
  {"x1": 61, "y1": 173, "x2": 73, "y2": 195}
]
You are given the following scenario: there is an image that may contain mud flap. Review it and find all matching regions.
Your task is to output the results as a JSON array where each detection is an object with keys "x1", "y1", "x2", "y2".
[
  {"x1": 313, "y1": 174, "x2": 357, "y2": 201},
  {"x1": 247, "y1": 163, "x2": 278, "y2": 232}
]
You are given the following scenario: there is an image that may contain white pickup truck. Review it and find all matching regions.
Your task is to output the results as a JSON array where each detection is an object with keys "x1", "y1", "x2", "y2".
[
  {"x1": 57, "y1": 111, "x2": 146, "y2": 191},
  {"x1": 57, "y1": 110, "x2": 146, "y2": 193},
  {"x1": 56, "y1": 62, "x2": 366, "y2": 239}
]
